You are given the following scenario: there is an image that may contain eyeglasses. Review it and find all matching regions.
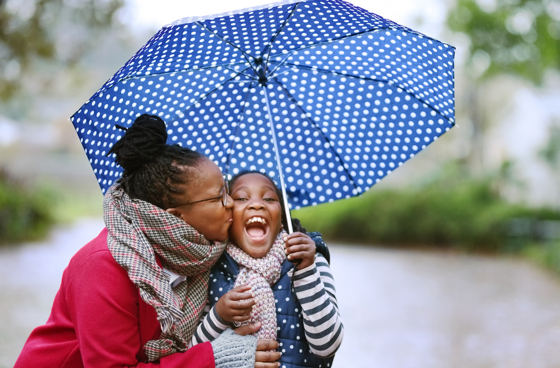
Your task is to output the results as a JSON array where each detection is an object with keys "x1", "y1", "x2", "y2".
[{"x1": 177, "y1": 177, "x2": 229, "y2": 207}]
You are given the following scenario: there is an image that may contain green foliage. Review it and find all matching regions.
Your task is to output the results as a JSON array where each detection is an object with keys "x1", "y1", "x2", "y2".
[
  {"x1": 447, "y1": 0, "x2": 560, "y2": 84},
  {"x1": 293, "y1": 165, "x2": 560, "y2": 251},
  {"x1": 539, "y1": 123, "x2": 560, "y2": 168},
  {"x1": 48, "y1": 185, "x2": 103, "y2": 224},
  {"x1": 524, "y1": 240, "x2": 560, "y2": 275},
  {"x1": 0, "y1": 169, "x2": 55, "y2": 244},
  {"x1": 0, "y1": 0, "x2": 124, "y2": 99}
]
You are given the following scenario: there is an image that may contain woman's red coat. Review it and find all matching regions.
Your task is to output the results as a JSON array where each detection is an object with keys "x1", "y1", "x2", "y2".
[{"x1": 15, "y1": 228, "x2": 215, "y2": 368}]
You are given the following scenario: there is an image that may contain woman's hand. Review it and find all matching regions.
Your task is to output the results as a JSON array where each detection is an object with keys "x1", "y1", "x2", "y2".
[
  {"x1": 215, "y1": 284, "x2": 255, "y2": 323},
  {"x1": 233, "y1": 323, "x2": 281, "y2": 368},
  {"x1": 255, "y1": 339, "x2": 281, "y2": 368},
  {"x1": 283, "y1": 232, "x2": 316, "y2": 270}
]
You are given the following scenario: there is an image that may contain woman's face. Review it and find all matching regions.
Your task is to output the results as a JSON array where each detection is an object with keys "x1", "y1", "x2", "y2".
[
  {"x1": 167, "y1": 158, "x2": 233, "y2": 242},
  {"x1": 228, "y1": 173, "x2": 283, "y2": 258}
]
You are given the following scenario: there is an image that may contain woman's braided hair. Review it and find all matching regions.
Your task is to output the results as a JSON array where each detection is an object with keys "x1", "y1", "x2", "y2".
[
  {"x1": 229, "y1": 170, "x2": 307, "y2": 233},
  {"x1": 107, "y1": 114, "x2": 203, "y2": 209}
]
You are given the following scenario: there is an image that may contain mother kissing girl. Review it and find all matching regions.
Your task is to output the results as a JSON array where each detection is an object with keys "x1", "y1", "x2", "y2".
[{"x1": 15, "y1": 114, "x2": 281, "y2": 368}]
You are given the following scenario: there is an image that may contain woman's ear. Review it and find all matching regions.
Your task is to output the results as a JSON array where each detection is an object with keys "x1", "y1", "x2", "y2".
[{"x1": 166, "y1": 208, "x2": 182, "y2": 219}]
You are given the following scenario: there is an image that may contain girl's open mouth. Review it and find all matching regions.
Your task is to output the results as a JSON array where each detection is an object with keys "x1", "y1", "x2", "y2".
[{"x1": 245, "y1": 216, "x2": 269, "y2": 241}]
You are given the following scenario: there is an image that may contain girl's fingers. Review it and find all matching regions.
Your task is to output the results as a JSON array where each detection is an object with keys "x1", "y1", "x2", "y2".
[
  {"x1": 285, "y1": 231, "x2": 305, "y2": 237},
  {"x1": 228, "y1": 298, "x2": 255, "y2": 310},
  {"x1": 231, "y1": 314, "x2": 252, "y2": 322},
  {"x1": 287, "y1": 251, "x2": 311, "y2": 261},
  {"x1": 284, "y1": 237, "x2": 312, "y2": 247},
  {"x1": 230, "y1": 284, "x2": 252, "y2": 293},
  {"x1": 230, "y1": 305, "x2": 253, "y2": 315},
  {"x1": 284, "y1": 232, "x2": 311, "y2": 241},
  {"x1": 228, "y1": 291, "x2": 254, "y2": 301},
  {"x1": 285, "y1": 244, "x2": 314, "y2": 254},
  {"x1": 285, "y1": 244, "x2": 303, "y2": 253},
  {"x1": 234, "y1": 322, "x2": 261, "y2": 336}
]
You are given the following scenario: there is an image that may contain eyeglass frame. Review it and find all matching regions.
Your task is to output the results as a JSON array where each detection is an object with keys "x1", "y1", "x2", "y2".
[{"x1": 175, "y1": 177, "x2": 229, "y2": 207}]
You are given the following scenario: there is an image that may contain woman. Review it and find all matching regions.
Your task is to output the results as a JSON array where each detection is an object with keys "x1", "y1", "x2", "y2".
[{"x1": 14, "y1": 114, "x2": 281, "y2": 368}]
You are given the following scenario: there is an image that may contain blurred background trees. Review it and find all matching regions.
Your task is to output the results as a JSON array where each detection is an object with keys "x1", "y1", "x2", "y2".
[
  {"x1": 448, "y1": 0, "x2": 559, "y2": 83},
  {"x1": 0, "y1": 0, "x2": 128, "y2": 242},
  {"x1": 0, "y1": 0, "x2": 125, "y2": 99},
  {"x1": 445, "y1": 0, "x2": 560, "y2": 175}
]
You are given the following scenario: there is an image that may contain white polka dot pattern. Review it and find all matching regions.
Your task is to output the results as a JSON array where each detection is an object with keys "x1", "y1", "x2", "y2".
[{"x1": 71, "y1": 0, "x2": 455, "y2": 209}]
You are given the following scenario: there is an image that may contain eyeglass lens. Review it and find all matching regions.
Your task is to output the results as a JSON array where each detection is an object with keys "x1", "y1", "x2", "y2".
[{"x1": 221, "y1": 178, "x2": 229, "y2": 207}]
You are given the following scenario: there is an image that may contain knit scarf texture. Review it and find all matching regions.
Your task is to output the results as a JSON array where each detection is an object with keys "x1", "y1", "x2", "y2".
[
  {"x1": 227, "y1": 231, "x2": 287, "y2": 340},
  {"x1": 103, "y1": 184, "x2": 227, "y2": 362}
]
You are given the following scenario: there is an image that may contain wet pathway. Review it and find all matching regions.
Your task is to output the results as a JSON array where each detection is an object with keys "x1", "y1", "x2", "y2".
[
  {"x1": 1, "y1": 219, "x2": 560, "y2": 367},
  {"x1": 330, "y1": 246, "x2": 560, "y2": 368}
]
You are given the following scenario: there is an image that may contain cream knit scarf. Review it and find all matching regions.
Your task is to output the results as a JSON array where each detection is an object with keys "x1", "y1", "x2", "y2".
[
  {"x1": 226, "y1": 231, "x2": 287, "y2": 340},
  {"x1": 103, "y1": 184, "x2": 227, "y2": 361}
]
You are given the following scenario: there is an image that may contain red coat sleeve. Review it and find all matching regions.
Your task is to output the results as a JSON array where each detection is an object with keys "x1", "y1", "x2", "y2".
[{"x1": 64, "y1": 248, "x2": 215, "y2": 368}]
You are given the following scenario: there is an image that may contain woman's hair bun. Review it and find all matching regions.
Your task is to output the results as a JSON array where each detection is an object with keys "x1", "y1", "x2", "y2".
[{"x1": 107, "y1": 114, "x2": 168, "y2": 171}]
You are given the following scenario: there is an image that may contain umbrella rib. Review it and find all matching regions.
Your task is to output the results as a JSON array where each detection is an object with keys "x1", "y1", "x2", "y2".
[
  {"x1": 271, "y1": 76, "x2": 361, "y2": 194},
  {"x1": 229, "y1": 79, "x2": 258, "y2": 84},
  {"x1": 195, "y1": 22, "x2": 258, "y2": 74},
  {"x1": 268, "y1": 51, "x2": 295, "y2": 79},
  {"x1": 224, "y1": 66, "x2": 258, "y2": 81},
  {"x1": 172, "y1": 67, "x2": 253, "y2": 117},
  {"x1": 260, "y1": 2, "x2": 300, "y2": 63},
  {"x1": 280, "y1": 62, "x2": 455, "y2": 125},
  {"x1": 73, "y1": 63, "x2": 251, "y2": 116},
  {"x1": 267, "y1": 28, "x2": 385, "y2": 59},
  {"x1": 225, "y1": 82, "x2": 255, "y2": 176},
  {"x1": 111, "y1": 61, "x2": 250, "y2": 83},
  {"x1": 265, "y1": 24, "x2": 452, "y2": 60}
]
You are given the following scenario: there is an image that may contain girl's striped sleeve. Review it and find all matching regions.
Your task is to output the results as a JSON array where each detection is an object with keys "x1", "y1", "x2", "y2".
[
  {"x1": 291, "y1": 253, "x2": 344, "y2": 358},
  {"x1": 190, "y1": 303, "x2": 230, "y2": 347}
]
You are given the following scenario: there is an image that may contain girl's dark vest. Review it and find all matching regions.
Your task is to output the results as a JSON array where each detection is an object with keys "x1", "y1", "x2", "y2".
[{"x1": 207, "y1": 233, "x2": 334, "y2": 368}]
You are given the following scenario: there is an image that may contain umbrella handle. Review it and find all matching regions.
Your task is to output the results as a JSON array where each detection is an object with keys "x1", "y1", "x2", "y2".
[{"x1": 263, "y1": 86, "x2": 293, "y2": 234}]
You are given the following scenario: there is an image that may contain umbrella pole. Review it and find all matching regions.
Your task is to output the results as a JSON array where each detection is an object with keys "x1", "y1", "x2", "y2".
[{"x1": 263, "y1": 87, "x2": 293, "y2": 234}]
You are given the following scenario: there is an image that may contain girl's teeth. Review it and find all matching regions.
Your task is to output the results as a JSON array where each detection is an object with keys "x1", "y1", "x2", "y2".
[{"x1": 246, "y1": 217, "x2": 266, "y2": 225}]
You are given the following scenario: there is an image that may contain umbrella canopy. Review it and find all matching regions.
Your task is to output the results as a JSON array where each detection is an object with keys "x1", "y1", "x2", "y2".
[{"x1": 72, "y1": 0, "x2": 455, "y2": 213}]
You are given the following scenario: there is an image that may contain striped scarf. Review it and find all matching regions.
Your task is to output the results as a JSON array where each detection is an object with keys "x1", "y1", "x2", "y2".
[
  {"x1": 227, "y1": 231, "x2": 287, "y2": 340},
  {"x1": 103, "y1": 184, "x2": 226, "y2": 362}
]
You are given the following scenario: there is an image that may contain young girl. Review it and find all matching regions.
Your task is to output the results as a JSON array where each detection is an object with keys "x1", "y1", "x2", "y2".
[{"x1": 191, "y1": 171, "x2": 343, "y2": 368}]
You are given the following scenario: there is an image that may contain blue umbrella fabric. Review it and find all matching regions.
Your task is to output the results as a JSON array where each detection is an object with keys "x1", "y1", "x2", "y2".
[{"x1": 71, "y1": 0, "x2": 455, "y2": 212}]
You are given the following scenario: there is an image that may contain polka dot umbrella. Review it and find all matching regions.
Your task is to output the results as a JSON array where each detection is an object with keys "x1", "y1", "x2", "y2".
[{"x1": 71, "y1": 0, "x2": 455, "y2": 233}]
